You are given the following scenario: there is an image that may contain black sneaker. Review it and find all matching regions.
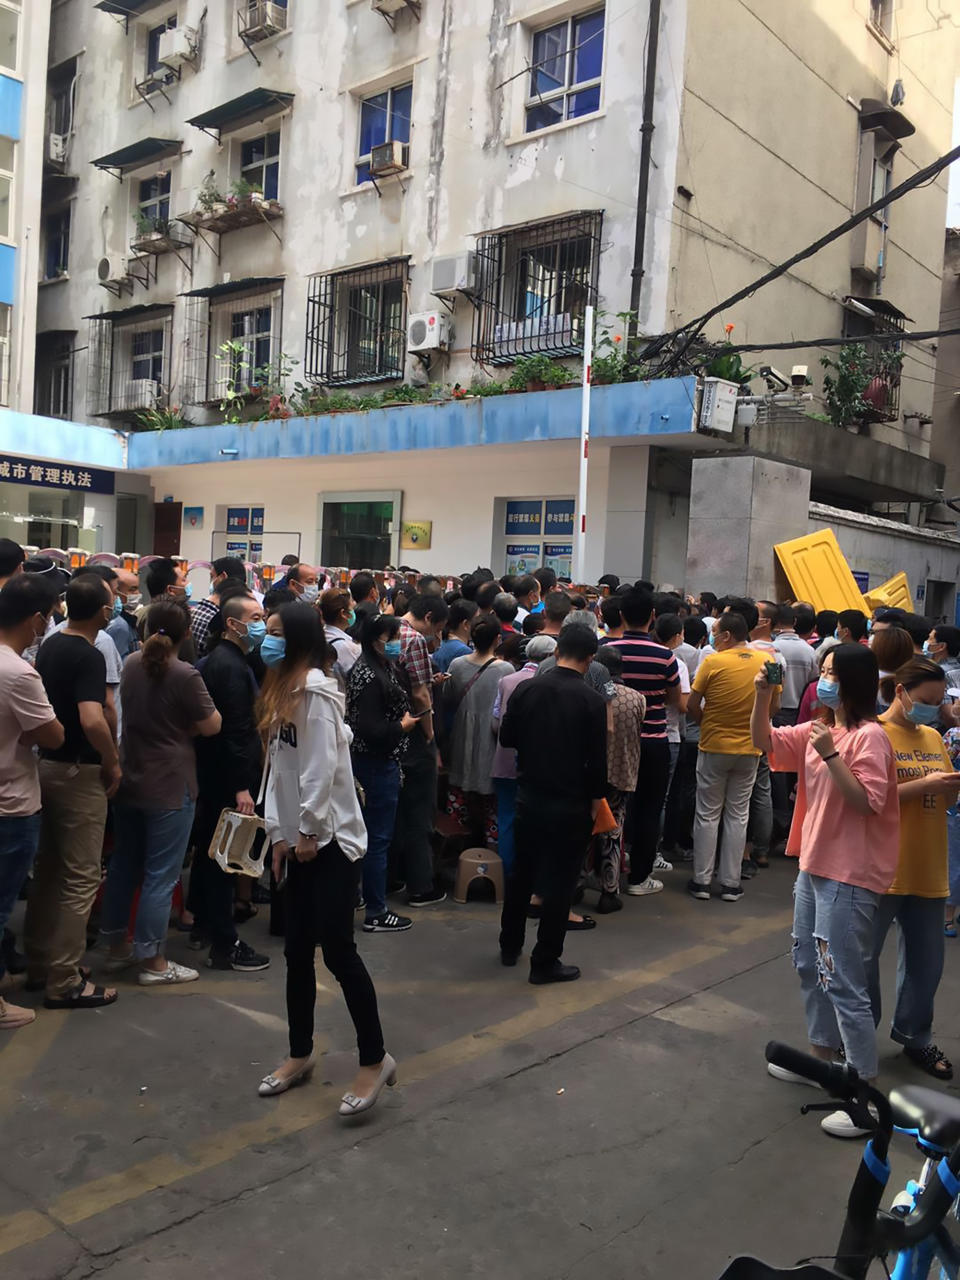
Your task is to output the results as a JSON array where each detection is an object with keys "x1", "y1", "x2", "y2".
[
  {"x1": 407, "y1": 888, "x2": 446, "y2": 907},
  {"x1": 741, "y1": 859, "x2": 759, "y2": 880},
  {"x1": 686, "y1": 879, "x2": 711, "y2": 900},
  {"x1": 206, "y1": 940, "x2": 271, "y2": 972},
  {"x1": 719, "y1": 883, "x2": 744, "y2": 902},
  {"x1": 187, "y1": 930, "x2": 210, "y2": 951},
  {"x1": 363, "y1": 911, "x2": 413, "y2": 933}
]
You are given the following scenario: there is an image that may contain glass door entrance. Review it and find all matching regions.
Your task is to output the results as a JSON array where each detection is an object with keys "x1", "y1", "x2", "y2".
[{"x1": 318, "y1": 491, "x2": 400, "y2": 569}]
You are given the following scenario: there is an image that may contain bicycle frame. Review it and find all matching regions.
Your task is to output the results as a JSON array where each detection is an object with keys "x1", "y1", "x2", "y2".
[{"x1": 889, "y1": 1159, "x2": 960, "y2": 1280}]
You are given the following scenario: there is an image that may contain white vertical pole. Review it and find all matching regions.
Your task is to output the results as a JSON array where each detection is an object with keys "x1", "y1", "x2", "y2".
[{"x1": 574, "y1": 304, "x2": 594, "y2": 584}]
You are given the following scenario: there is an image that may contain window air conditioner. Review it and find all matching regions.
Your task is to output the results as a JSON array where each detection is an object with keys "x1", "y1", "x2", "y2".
[
  {"x1": 407, "y1": 311, "x2": 450, "y2": 353},
  {"x1": 370, "y1": 139, "x2": 409, "y2": 177},
  {"x1": 371, "y1": 0, "x2": 410, "y2": 12},
  {"x1": 157, "y1": 25, "x2": 197, "y2": 68},
  {"x1": 124, "y1": 379, "x2": 160, "y2": 411},
  {"x1": 47, "y1": 132, "x2": 67, "y2": 164},
  {"x1": 240, "y1": 1, "x2": 288, "y2": 40},
  {"x1": 97, "y1": 255, "x2": 129, "y2": 287},
  {"x1": 431, "y1": 252, "x2": 476, "y2": 297}
]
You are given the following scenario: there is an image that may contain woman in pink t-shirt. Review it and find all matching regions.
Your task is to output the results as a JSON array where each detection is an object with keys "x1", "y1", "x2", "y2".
[{"x1": 751, "y1": 644, "x2": 899, "y2": 1139}]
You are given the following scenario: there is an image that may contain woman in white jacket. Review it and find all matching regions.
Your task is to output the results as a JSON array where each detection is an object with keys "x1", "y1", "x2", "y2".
[{"x1": 256, "y1": 605, "x2": 395, "y2": 1114}]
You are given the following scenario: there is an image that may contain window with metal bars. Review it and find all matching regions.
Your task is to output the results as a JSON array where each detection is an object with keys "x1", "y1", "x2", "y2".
[
  {"x1": 35, "y1": 338, "x2": 74, "y2": 419},
  {"x1": 87, "y1": 311, "x2": 173, "y2": 418},
  {"x1": 841, "y1": 298, "x2": 904, "y2": 424},
  {"x1": 471, "y1": 211, "x2": 603, "y2": 364},
  {"x1": 181, "y1": 285, "x2": 284, "y2": 403},
  {"x1": 305, "y1": 260, "x2": 408, "y2": 385}
]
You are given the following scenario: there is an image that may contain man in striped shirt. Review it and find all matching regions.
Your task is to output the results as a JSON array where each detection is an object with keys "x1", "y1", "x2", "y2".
[{"x1": 605, "y1": 588, "x2": 681, "y2": 896}]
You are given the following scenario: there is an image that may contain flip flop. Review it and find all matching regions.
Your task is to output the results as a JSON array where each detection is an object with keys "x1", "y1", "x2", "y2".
[{"x1": 44, "y1": 982, "x2": 118, "y2": 1010}]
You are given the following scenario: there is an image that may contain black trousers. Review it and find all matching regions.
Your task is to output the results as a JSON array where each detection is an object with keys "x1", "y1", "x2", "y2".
[
  {"x1": 499, "y1": 793, "x2": 592, "y2": 972},
  {"x1": 771, "y1": 708, "x2": 799, "y2": 838},
  {"x1": 628, "y1": 737, "x2": 672, "y2": 883},
  {"x1": 284, "y1": 840, "x2": 385, "y2": 1065},
  {"x1": 662, "y1": 739, "x2": 698, "y2": 851},
  {"x1": 389, "y1": 735, "x2": 438, "y2": 895},
  {"x1": 187, "y1": 796, "x2": 238, "y2": 954}
]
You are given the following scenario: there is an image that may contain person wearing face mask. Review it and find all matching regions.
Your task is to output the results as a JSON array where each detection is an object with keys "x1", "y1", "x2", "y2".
[
  {"x1": 48, "y1": 567, "x2": 124, "y2": 742},
  {"x1": 867, "y1": 658, "x2": 960, "y2": 1082},
  {"x1": 105, "y1": 569, "x2": 143, "y2": 660},
  {"x1": 187, "y1": 595, "x2": 271, "y2": 972},
  {"x1": 924, "y1": 625, "x2": 960, "y2": 688},
  {"x1": 145, "y1": 559, "x2": 197, "y2": 663},
  {"x1": 752, "y1": 644, "x2": 899, "y2": 1139},
  {"x1": 320, "y1": 588, "x2": 361, "y2": 690},
  {"x1": 190, "y1": 557, "x2": 248, "y2": 658},
  {"x1": 345, "y1": 614, "x2": 420, "y2": 932},
  {"x1": 286, "y1": 563, "x2": 320, "y2": 606},
  {"x1": 0, "y1": 576, "x2": 64, "y2": 1029}
]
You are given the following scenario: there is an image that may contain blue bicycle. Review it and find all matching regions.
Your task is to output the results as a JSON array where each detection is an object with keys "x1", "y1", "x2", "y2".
[{"x1": 717, "y1": 1043, "x2": 960, "y2": 1280}]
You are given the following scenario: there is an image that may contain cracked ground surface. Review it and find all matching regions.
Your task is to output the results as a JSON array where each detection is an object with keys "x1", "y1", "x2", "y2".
[{"x1": 2, "y1": 859, "x2": 957, "y2": 1279}]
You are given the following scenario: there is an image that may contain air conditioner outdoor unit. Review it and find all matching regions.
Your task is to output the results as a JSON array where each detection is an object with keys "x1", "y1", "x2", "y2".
[
  {"x1": 158, "y1": 24, "x2": 196, "y2": 67},
  {"x1": 240, "y1": 1, "x2": 288, "y2": 40},
  {"x1": 370, "y1": 139, "x2": 408, "y2": 177},
  {"x1": 97, "y1": 255, "x2": 129, "y2": 287},
  {"x1": 407, "y1": 311, "x2": 450, "y2": 353},
  {"x1": 124, "y1": 379, "x2": 160, "y2": 411},
  {"x1": 371, "y1": 0, "x2": 410, "y2": 12},
  {"x1": 431, "y1": 252, "x2": 477, "y2": 297},
  {"x1": 47, "y1": 132, "x2": 67, "y2": 164}
]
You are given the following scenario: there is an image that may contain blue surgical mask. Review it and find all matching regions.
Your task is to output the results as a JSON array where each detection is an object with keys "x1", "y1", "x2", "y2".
[
  {"x1": 245, "y1": 619, "x2": 266, "y2": 649},
  {"x1": 184, "y1": 582, "x2": 193, "y2": 601},
  {"x1": 904, "y1": 694, "x2": 941, "y2": 726},
  {"x1": 833, "y1": 628, "x2": 840, "y2": 640},
  {"x1": 260, "y1": 634, "x2": 286, "y2": 666},
  {"x1": 816, "y1": 676, "x2": 842, "y2": 708},
  {"x1": 112, "y1": 596, "x2": 123, "y2": 618},
  {"x1": 922, "y1": 640, "x2": 935, "y2": 657},
  {"x1": 346, "y1": 609, "x2": 356, "y2": 628},
  {"x1": 531, "y1": 601, "x2": 545, "y2": 614},
  {"x1": 384, "y1": 639, "x2": 402, "y2": 660}
]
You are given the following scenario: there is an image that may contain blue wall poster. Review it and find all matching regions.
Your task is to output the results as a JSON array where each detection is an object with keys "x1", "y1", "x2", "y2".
[
  {"x1": 544, "y1": 499, "x2": 575, "y2": 536},
  {"x1": 226, "y1": 540, "x2": 248, "y2": 557},
  {"x1": 226, "y1": 507, "x2": 250, "y2": 534},
  {"x1": 505, "y1": 500, "x2": 542, "y2": 537},
  {"x1": 251, "y1": 507, "x2": 264, "y2": 535},
  {"x1": 852, "y1": 570, "x2": 869, "y2": 592},
  {"x1": 543, "y1": 543, "x2": 573, "y2": 579},
  {"x1": 505, "y1": 543, "x2": 540, "y2": 575}
]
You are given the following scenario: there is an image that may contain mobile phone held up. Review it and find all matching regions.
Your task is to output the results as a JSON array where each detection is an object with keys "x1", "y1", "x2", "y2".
[{"x1": 764, "y1": 660, "x2": 784, "y2": 687}]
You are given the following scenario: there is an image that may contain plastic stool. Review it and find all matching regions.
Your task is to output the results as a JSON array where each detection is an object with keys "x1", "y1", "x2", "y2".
[{"x1": 454, "y1": 848, "x2": 504, "y2": 904}]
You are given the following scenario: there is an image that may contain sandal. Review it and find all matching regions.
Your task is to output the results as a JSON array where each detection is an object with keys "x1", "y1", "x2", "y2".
[
  {"x1": 903, "y1": 1044, "x2": 953, "y2": 1081},
  {"x1": 44, "y1": 981, "x2": 118, "y2": 1010}
]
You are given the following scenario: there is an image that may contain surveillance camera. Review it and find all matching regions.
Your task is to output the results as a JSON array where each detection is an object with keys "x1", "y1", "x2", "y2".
[
  {"x1": 759, "y1": 365, "x2": 789, "y2": 393},
  {"x1": 790, "y1": 365, "x2": 809, "y2": 388}
]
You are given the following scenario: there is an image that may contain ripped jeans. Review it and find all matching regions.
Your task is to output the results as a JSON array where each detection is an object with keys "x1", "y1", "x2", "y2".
[{"x1": 792, "y1": 870, "x2": 881, "y2": 1079}]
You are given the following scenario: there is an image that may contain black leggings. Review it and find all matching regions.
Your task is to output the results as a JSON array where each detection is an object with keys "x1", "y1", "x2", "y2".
[{"x1": 283, "y1": 840, "x2": 385, "y2": 1066}]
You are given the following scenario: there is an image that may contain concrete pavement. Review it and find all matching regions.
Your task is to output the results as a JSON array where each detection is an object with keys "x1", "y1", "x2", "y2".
[{"x1": 1, "y1": 858, "x2": 958, "y2": 1279}]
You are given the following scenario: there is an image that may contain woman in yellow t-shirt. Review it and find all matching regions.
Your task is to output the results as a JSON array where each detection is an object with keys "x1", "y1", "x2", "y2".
[{"x1": 873, "y1": 657, "x2": 960, "y2": 1080}]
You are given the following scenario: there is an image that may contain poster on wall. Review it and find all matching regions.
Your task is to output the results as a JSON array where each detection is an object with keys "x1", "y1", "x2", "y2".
[
  {"x1": 250, "y1": 541, "x2": 263, "y2": 561},
  {"x1": 505, "y1": 500, "x2": 542, "y2": 537},
  {"x1": 852, "y1": 570, "x2": 869, "y2": 592},
  {"x1": 544, "y1": 500, "x2": 575, "y2": 536},
  {"x1": 227, "y1": 507, "x2": 250, "y2": 534},
  {"x1": 251, "y1": 508, "x2": 264, "y2": 535},
  {"x1": 226, "y1": 540, "x2": 249, "y2": 557},
  {"x1": 543, "y1": 543, "x2": 573, "y2": 580},
  {"x1": 400, "y1": 520, "x2": 433, "y2": 551},
  {"x1": 505, "y1": 543, "x2": 541, "y2": 575},
  {"x1": 184, "y1": 507, "x2": 204, "y2": 531}
]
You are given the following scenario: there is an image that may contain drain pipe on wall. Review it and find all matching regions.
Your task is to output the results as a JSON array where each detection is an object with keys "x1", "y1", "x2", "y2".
[{"x1": 628, "y1": 0, "x2": 662, "y2": 338}]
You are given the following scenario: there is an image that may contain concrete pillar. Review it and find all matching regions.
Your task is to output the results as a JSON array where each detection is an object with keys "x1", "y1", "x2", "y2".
[
  {"x1": 685, "y1": 455, "x2": 811, "y2": 598},
  {"x1": 596, "y1": 444, "x2": 650, "y2": 581}
]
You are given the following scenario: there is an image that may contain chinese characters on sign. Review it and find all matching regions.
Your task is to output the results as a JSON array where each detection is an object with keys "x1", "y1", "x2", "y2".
[
  {"x1": 505, "y1": 544, "x2": 541, "y2": 576},
  {"x1": 504, "y1": 500, "x2": 543, "y2": 536},
  {"x1": 226, "y1": 507, "x2": 250, "y2": 533},
  {"x1": 544, "y1": 500, "x2": 575, "y2": 535},
  {"x1": 503, "y1": 497, "x2": 575, "y2": 578},
  {"x1": 0, "y1": 455, "x2": 115, "y2": 495}
]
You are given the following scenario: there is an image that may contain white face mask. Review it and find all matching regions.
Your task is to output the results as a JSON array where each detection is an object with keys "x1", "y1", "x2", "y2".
[
  {"x1": 301, "y1": 583, "x2": 319, "y2": 604},
  {"x1": 124, "y1": 593, "x2": 141, "y2": 611}
]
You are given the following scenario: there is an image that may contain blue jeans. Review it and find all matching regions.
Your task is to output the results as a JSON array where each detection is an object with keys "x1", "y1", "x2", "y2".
[
  {"x1": 494, "y1": 778, "x2": 517, "y2": 875},
  {"x1": 0, "y1": 812, "x2": 41, "y2": 980},
  {"x1": 792, "y1": 870, "x2": 881, "y2": 1078},
  {"x1": 100, "y1": 796, "x2": 196, "y2": 959},
  {"x1": 352, "y1": 755, "x2": 400, "y2": 919},
  {"x1": 948, "y1": 809, "x2": 960, "y2": 905},
  {"x1": 867, "y1": 895, "x2": 945, "y2": 1049}
]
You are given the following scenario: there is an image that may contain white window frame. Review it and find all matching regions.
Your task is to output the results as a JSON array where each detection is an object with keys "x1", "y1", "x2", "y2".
[
  {"x1": 0, "y1": 1, "x2": 20, "y2": 78},
  {"x1": 145, "y1": 12, "x2": 177, "y2": 82},
  {"x1": 238, "y1": 128, "x2": 281, "y2": 200},
  {"x1": 869, "y1": 0, "x2": 894, "y2": 37},
  {"x1": 524, "y1": 7, "x2": 604, "y2": 136},
  {"x1": 0, "y1": 136, "x2": 14, "y2": 245},
  {"x1": 136, "y1": 170, "x2": 172, "y2": 231},
  {"x1": 208, "y1": 286, "x2": 282, "y2": 400},
  {"x1": 355, "y1": 81, "x2": 412, "y2": 186}
]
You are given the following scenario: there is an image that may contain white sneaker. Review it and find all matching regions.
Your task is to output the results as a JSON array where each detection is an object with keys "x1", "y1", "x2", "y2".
[
  {"x1": 820, "y1": 1106, "x2": 876, "y2": 1139},
  {"x1": 138, "y1": 961, "x2": 199, "y2": 986},
  {"x1": 767, "y1": 1062, "x2": 820, "y2": 1088},
  {"x1": 627, "y1": 877, "x2": 664, "y2": 896},
  {"x1": 653, "y1": 854, "x2": 674, "y2": 872}
]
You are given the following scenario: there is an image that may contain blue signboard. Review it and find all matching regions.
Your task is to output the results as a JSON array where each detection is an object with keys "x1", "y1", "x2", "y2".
[
  {"x1": 545, "y1": 499, "x2": 575, "y2": 536},
  {"x1": 852, "y1": 570, "x2": 869, "y2": 592},
  {"x1": 0, "y1": 453, "x2": 114, "y2": 495},
  {"x1": 505, "y1": 543, "x2": 540, "y2": 574},
  {"x1": 505, "y1": 500, "x2": 542, "y2": 536},
  {"x1": 227, "y1": 507, "x2": 249, "y2": 534},
  {"x1": 251, "y1": 506, "x2": 264, "y2": 535}
]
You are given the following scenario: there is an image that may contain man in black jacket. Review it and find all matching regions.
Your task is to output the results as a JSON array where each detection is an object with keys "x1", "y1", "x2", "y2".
[
  {"x1": 498, "y1": 625, "x2": 607, "y2": 985},
  {"x1": 192, "y1": 595, "x2": 270, "y2": 972}
]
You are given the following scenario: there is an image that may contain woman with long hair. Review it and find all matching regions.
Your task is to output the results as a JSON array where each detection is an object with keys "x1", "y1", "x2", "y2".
[
  {"x1": 871, "y1": 658, "x2": 960, "y2": 1080},
  {"x1": 345, "y1": 613, "x2": 420, "y2": 933},
  {"x1": 256, "y1": 604, "x2": 395, "y2": 1113},
  {"x1": 100, "y1": 601, "x2": 221, "y2": 985},
  {"x1": 752, "y1": 643, "x2": 899, "y2": 1139}
]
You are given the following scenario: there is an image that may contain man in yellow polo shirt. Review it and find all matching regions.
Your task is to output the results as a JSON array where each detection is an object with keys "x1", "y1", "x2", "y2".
[{"x1": 686, "y1": 612, "x2": 768, "y2": 902}]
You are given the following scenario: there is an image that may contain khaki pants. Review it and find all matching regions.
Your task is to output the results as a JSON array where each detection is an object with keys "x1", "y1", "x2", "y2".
[
  {"x1": 24, "y1": 761, "x2": 107, "y2": 999},
  {"x1": 692, "y1": 751, "x2": 759, "y2": 890}
]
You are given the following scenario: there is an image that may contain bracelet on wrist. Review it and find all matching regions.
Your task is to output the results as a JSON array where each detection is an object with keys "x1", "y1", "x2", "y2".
[{"x1": 821, "y1": 751, "x2": 840, "y2": 763}]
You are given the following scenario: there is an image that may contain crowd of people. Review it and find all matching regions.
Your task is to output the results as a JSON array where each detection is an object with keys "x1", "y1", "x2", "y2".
[{"x1": 0, "y1": 533, "x2": 958, "y2": 1131}]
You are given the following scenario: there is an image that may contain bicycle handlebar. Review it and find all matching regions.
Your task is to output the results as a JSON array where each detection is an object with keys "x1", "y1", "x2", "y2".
[{"x1": 765, "y1": 1041, "x2": 860, "y2": 1100}]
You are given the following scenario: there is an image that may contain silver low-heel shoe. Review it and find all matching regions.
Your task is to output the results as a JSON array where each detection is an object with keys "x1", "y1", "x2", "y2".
[
  {"x1": 258, "y1": 1054, "x2": 315, "y2": 1097},
  {"x1": 338, "y1": 1053, "x2": 398, "y2": 1117}
]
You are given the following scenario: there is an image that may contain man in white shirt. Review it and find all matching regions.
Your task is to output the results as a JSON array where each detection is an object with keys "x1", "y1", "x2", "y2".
[
  {"x1": 513, "y1": 574, "x2": 540, "y2": 625},
  {"x1": 653, "y1": 613, "x2": 691, "y2": 873}
]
